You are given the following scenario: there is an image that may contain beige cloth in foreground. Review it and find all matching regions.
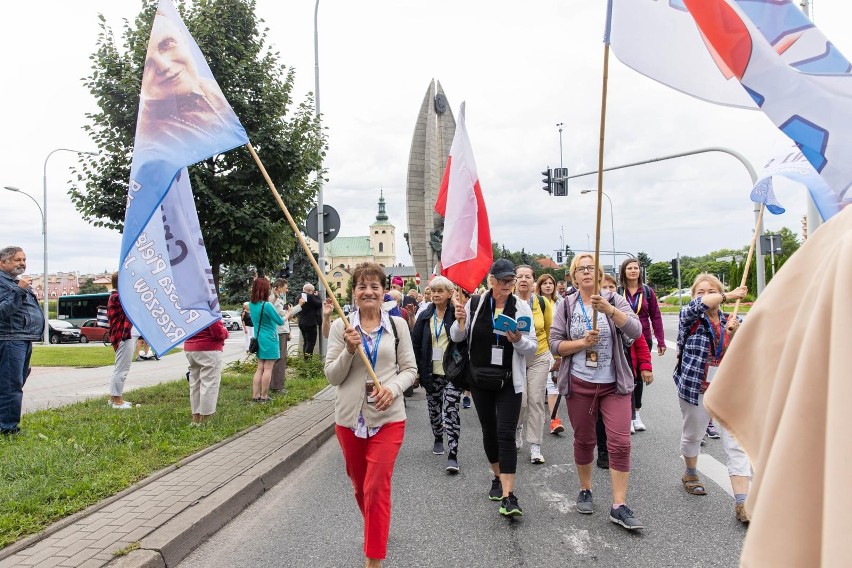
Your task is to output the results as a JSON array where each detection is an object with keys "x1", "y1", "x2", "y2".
[{"x1": 705, "y1": 206, "x2": 852, "y2": 568}]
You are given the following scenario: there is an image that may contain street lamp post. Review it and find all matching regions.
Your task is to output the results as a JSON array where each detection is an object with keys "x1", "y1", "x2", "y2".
[
  {"x1": 580, "y1": 189, "x2": 616, "y2": 275},
  {"x1": 4, "y1": 186, "x2": 46, "y2": 341},
  {"x1": 314, "y1": 0, "x2": 326, "y2": 357}
]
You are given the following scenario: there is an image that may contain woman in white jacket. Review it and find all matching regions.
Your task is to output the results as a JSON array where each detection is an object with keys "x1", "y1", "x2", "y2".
[{"x1": 450, "y1": 259, "x2": 537, "y2": 518}]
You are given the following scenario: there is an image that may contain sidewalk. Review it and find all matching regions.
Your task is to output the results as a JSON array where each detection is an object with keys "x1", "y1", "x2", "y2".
[
  {"x1": 1, "y1": 387, "x2": 336, "y2": 568},
  {"x1": 23, "y1": 338, "x2": 247, "y2": 414},
  {"x1": 3, "y1": 338, "x2": 336, "y2": 567}
]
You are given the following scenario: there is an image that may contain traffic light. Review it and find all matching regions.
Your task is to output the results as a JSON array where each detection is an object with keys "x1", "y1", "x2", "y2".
[
  {"x1": 556, "y1": 251, "x2": 563, "y2": 263},
  {"x1": 552, "y1": 167, "x2": 568, "y2": 196},
  {"x1": 670, "y1": 258, "x2": 679, "y2": 280},
  {"x1": 542, "y1": 168, "x2": 552, "y2": 194}
]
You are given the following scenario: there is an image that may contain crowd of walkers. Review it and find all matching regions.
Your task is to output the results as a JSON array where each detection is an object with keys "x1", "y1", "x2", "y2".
[{"x1": 321, "y1": 257, "x2": 751, "y2": 568}]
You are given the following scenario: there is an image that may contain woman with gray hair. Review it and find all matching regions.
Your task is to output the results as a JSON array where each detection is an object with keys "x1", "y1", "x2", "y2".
[{"x1": 411, "y1": 276, "x2": 462, "y2": 473}]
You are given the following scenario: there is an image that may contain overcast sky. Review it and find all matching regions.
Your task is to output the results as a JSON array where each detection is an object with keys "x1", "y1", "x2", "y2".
[{"x1": 1, "y1": 0, "x2": 846, "y2": 276}]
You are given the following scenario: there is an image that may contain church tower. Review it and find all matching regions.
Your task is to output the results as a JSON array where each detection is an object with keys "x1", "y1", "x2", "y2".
[{"x1": 369, "y1": 191, "x2": 396, "y2": 267}]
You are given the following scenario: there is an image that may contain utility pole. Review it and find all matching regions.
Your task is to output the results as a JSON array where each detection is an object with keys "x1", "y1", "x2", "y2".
[{"x1": 557, "y1": 122, "x2": 564, "y2": 169}]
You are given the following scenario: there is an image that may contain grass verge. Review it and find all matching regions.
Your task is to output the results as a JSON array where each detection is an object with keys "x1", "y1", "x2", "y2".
[
  {"x1": 0, "y1": 356, "x2": 327, "y2": 550},
  {"x1": 29, "y1": 346, "x2": 183, "y2": 368}
]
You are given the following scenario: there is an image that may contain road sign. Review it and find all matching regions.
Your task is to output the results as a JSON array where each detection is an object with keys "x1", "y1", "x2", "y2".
[
  {"x1": 305, "y1": 205, "x2": 340, "y2": 242},
  {"x1": 415, "y1": 273, "x2": 421, "y2": 285}
]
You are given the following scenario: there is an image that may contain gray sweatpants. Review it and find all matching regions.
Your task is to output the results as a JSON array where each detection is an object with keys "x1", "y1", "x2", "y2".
[{"x1": 110, "y1": 339, "x2": 133, "y2": 397}]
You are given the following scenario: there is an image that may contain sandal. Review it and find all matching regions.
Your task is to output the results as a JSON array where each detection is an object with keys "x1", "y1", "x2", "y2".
[{"x1": 682, "y1": 474, "x2": 707, "y2": 495}]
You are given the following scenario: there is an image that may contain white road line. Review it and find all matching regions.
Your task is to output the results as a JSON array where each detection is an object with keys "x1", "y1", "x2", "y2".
[{"x1": 697, "y1": 454, "x2": 734, "y2": 497}]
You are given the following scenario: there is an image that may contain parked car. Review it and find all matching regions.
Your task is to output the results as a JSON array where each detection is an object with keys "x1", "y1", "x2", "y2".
[
  {"x1": 660, "y1": 288, "x2": 693, "y2": 304},
  {"x1": 221, "y1": 310, "x2": 243, "y2": 331},
  {"x1": 79, "y1": 319, "x2": 110, "y2": 345},
  {"x1": 48, "y1": 319, "x2": 82, "y2": 344}
]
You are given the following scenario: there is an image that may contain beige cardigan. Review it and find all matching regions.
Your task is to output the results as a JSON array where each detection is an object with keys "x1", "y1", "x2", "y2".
[{"x1": 324, "y1": 316, "x2": 417, "y2": 429}]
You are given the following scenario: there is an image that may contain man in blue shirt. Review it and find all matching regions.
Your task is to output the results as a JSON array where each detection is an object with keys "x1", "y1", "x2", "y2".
[{"x1": 0, "y1": 246, "x2": 45, "y2": 435}]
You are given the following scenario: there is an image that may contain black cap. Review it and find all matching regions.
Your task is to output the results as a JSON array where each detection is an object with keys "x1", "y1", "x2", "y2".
[{"x1": 490, "y1": 258, "x2": 515, "y2": 279}]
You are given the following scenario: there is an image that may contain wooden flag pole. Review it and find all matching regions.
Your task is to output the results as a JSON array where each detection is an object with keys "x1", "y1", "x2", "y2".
[
  {"x1": 246, "y1": 143, "x2": 382, "y2": 387},
  {"x1": 591, "y1": 42, "x2": 612, "y2": 331},
  {"x1": 728, "y1": 203, "x2": 765, "y2": 330}
]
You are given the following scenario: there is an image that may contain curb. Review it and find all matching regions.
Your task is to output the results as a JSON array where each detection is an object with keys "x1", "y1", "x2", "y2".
[{"x1": 110, "y1": 408, "x2": 335, "y2": 568}]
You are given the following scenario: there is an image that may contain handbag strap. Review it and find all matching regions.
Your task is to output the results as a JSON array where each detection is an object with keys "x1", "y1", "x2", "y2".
[{"x1": 257, "y1": 302, "x2": 266, "y2": 328}]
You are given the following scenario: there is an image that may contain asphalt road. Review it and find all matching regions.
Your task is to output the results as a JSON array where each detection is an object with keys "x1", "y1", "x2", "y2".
[{"x1": 180, "y1": 314, "x2": 745, "y2": 568}]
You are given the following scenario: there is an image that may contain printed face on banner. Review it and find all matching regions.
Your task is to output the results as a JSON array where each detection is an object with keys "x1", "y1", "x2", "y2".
[{"x1": 142, "y1": 11, "x2": 201, "y2": 100}]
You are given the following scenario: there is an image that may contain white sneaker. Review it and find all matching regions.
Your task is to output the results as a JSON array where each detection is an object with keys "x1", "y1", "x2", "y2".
[
  {"x1": 110, "y1": 401, "x2": 132, "y2": 409},
  {"x1": 530, "y1": 443, "x2": 545, "y2": 464},
  {"x1": 630, "y1": 421, "x2": 635, "y2": 434},
  {"x1": 633, "y1": 412, "x2": 646, "y2": 432},
  {"x1": 515, "y1": 425, "x2": 524, "y2": 449}
]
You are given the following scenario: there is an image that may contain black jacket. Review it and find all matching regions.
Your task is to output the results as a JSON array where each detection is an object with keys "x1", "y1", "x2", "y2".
[
  {"x1": 411, "y1": 303, "x2": 456, "y2": 393},
  {"x1": 298, "y1": 293, "x2": 323, "y2": 328}
]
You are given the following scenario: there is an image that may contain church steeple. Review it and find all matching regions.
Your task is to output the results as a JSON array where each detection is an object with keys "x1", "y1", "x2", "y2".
[{"x1": 376, "y1": 189, "x2": 389, "y2": 222}]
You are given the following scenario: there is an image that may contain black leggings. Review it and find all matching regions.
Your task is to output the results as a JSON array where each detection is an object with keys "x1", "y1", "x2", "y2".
[{"x1": 471, "y1": 379, "x2": 522, "y2": 475}]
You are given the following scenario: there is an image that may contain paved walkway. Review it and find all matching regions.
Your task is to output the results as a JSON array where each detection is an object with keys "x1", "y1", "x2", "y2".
[
  {"x1": 3, "y1": 337, "x2": 336, "y2": 568},
  {"x1": 22, "y1": 337, "x2": 248, "y2": 413}
]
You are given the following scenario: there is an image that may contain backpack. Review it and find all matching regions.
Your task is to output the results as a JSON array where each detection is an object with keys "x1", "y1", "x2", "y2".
[
  {"x1": 617, "y1": 284, "x2": 653, "y2": 311},
  {"x1": 674, "y1": 319, "x2": 706, "y2": 376},
  {"x1": 443, "y1": 295, "x2": 480, "y2": 390}
]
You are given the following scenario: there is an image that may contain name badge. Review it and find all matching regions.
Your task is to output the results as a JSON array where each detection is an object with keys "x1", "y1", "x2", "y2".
[
  {"x1": 706, "y1": 366, "x2": 719, "y2": 383},
  {"x1": 585, "y1": 350, "x2": 599, "y2": 368},
  {"x1": 432, "y1": 347, "x2": 443, "y2": 362},
  {"x1": 491, "y1": 346, "x2": 504, "y2": 365}
]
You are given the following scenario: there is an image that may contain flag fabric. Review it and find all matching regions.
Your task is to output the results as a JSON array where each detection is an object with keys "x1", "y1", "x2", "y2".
[
  {"x1": 119, "y1": 0, "x2": 249, "y2": 355},
  {"x1": 704, "y1": 205, "x2": 852, "y2": 567},
  {"x1": 751, "y1": 144, "x2": 847, "y2": 220},
  {"x1": 609, "y1": 0, "x2": 852, "y2": 197},
  {"x1": 434, "y1": 102, "x2": 492, "y2": 293}
]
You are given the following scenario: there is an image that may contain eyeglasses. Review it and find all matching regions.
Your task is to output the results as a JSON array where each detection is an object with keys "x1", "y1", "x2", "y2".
[
  {"x1": 575, "y1": 265, "x2": 596, "y2": 274},
  {"x1": 497, "y1": 277, "x2": 516, "y2": 285}
]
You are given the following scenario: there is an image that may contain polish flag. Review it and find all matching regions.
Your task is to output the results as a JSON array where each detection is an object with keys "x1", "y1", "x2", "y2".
[{"x1": 434, "y1": 102, "x2": 493, "y2": 293}]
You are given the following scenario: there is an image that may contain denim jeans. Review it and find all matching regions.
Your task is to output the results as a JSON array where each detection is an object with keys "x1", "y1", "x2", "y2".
[{"x1": 0, "y1": 340, "x2": 32, "y2": 431}]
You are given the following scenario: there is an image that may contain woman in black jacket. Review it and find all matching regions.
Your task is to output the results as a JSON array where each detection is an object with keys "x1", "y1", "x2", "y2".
[{"x1": 411, "y1": 276, "x2": 461, "y2": 474}]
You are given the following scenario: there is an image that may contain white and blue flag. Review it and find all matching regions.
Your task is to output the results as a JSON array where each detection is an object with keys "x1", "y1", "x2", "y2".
[{"x1": 119, "y1": 0, "x2": 248, "y2": 355}]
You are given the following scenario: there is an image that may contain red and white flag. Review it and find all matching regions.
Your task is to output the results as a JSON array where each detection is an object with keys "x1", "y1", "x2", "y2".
[{"x1": 434, "y1": 102, "x2": 493, "y2": 293}]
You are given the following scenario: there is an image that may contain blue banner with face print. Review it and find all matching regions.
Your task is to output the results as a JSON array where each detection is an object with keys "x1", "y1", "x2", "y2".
[{"x1": 119, "y1": 0, "x2": 248, "y2": 355}]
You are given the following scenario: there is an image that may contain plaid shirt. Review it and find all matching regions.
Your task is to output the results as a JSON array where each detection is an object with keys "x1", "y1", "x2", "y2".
[
  {"x1": 673, "y1": 297, "x2": 735, "y2": 406},
  {"x1": 107, "y1": 291, "x2": 133, "y2": 351}
]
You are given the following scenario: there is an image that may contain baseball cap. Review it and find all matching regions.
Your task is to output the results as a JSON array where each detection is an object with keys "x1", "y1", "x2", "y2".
[{"x1": 490, "y1": 259, "x2": 516, "y2": 280}]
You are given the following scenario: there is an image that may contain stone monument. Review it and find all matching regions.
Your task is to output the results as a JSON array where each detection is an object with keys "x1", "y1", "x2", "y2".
[{"x1": 405, "y1": 79, "x2": 456, "y2": 287}]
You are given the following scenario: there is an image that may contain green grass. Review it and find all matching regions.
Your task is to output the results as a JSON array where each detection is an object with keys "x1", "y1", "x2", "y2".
[
  {"x1": 30, "y1": 346, "x2": 182, "y2": 368},
  {"x1": 0, "y1": 356, "x2": 327, "y2": 549}
]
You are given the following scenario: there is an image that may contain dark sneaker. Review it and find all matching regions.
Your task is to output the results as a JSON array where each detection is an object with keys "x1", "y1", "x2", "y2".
[
  {"x1": 1, "y1": 427, "x2": 21, "y2": 436},
  {"x1": 488, "y1": 476, "x2": 503, "y2": 501},
  {"x1": 609, "y1": 505, "x2": 644, "y2": 530},
  {"x1": 596, "y1": 450, "x2": 610, "y2": 469},
  {"x1": 576, "y1": 489, "x2": 594, "y2": 514},
  {"x1": 706, "y1": 424, "x2": 720, "y2": 439},
  {"x1": 403, "y1": 386, "x2": 415, "y2": 397},
  {"x1": 446, "y1": 456, "x2": 460, "y2": 474},
  {"x1": 499, "y1": 493, "x2": 523, "y2": 517},
  {"x1": 462, "y1": 395, "x2": 472, "y2": 409},
  {"x1": 432, "y1": 439, "x2": 445, "y2": 455}
]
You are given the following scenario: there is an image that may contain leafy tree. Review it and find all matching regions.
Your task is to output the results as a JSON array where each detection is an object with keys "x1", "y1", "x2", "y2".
[
  {"x1": 70, "y1": 0, "x2": 325, "y2": 289},
  {"x1": 636, "y1": 251, "x2": 652, "y2": 269},
  {"x1": 78, "y1": 278, "x2": 107, "y2": 294},
  {"x1": 646, "y1": 262, "x2": 675, "y2": 290},
  {"x1": 219, "y1": 264, "x2": 256, "y2": 305}
]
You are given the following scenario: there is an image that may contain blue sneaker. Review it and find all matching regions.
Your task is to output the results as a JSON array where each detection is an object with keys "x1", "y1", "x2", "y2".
[{"x1": 609, "y1": 505, "x2": 643, "y2": 530}]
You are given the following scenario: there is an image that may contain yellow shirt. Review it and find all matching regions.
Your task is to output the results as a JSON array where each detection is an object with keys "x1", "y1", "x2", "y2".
[
  {"x1": 431, "y1": 311, "x2": 450, "y2": 375},
  {"x1": 528, "y1": 295, "x2": 552, "y2": 355}
]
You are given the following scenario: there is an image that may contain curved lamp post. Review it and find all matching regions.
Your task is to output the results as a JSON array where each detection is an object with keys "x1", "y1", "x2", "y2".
[{"x1": 580, "y1": 189, "x2": 616, "y2": 274}]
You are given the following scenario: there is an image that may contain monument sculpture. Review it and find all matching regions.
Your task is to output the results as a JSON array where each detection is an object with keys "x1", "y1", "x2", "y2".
[{"x1": 405, "y1": 79, "x2": 456, "y2": 287}]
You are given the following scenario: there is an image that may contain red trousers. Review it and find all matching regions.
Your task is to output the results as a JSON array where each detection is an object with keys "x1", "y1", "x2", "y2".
[
  {"x1": 335, "y1": 420, "x2": 405, "y2": 560},
  {"x1": 565, "y1": 375, "x2": 632, "y2": 472}
]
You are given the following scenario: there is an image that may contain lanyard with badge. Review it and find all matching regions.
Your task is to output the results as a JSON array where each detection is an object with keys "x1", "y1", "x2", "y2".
[
  {"x1": 489, "y1": 297, "x2": 505, "y2": 366},
  {"x1": 627, "y1": 289, "x2": 642, "y2": 314},
  {"x1": 705, "y1": 318, "x2": 726, "y2": 383},
  {"x1": 360, "y1": 326, "x2": 383, "y2": 403},
  {"x1": 577, "y1": 297, "x2": 598, "y2": 369},
  {"x1": 432, "y1": 310, "x2": 445, "y2": 362}
]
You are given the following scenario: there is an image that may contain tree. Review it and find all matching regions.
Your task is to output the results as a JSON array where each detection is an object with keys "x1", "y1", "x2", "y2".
[
  {"x1": 219, "y1": 264, "x2": 256, "y2": 306},
  {"x1": 78, "y1": 278, "x2": 107, "y2": 294},
  {"x1": 646, "y1": 262, "x2": 675, "y2": 290},
  {"x1": 70, "y1": 0, "x2": 325, "y2": 289},
  {"x1": 636, "y1": 251, "x2": 652, "y2": 269}
]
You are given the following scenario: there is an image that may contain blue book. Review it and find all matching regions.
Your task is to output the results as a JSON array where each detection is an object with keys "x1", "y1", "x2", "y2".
[{"x1": 493, "y1": 314, "x2": 532, "y2": 335}]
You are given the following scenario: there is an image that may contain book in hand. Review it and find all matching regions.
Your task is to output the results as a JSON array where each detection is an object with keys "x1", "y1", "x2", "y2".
[{"x1": 493, "y1": 314, "x2": 532, "y2": 336}]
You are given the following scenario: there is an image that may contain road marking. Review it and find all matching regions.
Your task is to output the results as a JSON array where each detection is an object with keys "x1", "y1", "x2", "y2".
[{"x1": 683, "y1": 454, "x2": 733, "y2": 497}]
